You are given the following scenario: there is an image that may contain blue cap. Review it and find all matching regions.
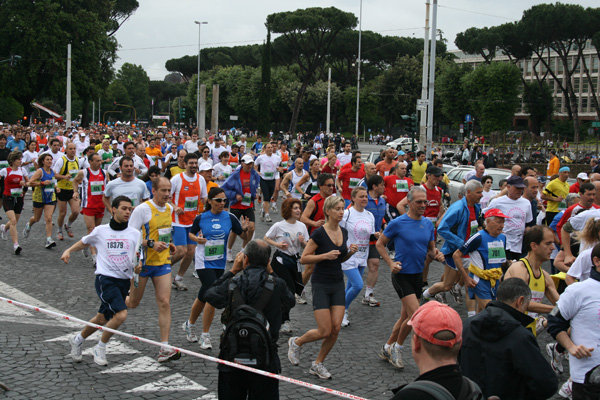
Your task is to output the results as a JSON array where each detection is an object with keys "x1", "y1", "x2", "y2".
[
  {"x1": 559, "y1": 166, "x2": 570, "y2": 172},
  {"x1": 397, "y1": 150, "x2": 406, "y2": 155}
]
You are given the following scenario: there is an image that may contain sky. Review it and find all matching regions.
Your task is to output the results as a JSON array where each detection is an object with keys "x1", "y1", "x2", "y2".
[{"x1": 113, "y1": 0, "x2": 595, "y2": 81}]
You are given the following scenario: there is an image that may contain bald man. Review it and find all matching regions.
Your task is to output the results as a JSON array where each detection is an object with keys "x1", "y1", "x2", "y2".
[
  {"x1": 511, "y1": 164, "x2": 521, "y2": 176},
  {"x1": 360, "y1": 162, "x2": 377, "y2": 188},
  {"x1": 590, "y1": 173, "x2": 600, "y2": 183}
]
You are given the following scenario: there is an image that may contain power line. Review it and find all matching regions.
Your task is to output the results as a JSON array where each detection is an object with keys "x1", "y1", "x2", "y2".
[{"x1": 437, "y1": 5, "x2": 515, "y2": 21}]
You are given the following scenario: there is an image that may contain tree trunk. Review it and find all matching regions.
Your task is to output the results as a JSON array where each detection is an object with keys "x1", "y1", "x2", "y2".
[{"x1": 288, "y1": 79, "x2": 309, "y2": 134}]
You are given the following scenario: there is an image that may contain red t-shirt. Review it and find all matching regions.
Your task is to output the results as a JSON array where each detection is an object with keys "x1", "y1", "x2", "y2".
[
  {"x1": 376, "y1": 160, "x2": 398, "y2": 177},
  {"x1": 466, "y1": 206, "x2": 477, "y2": 242},
  {"x1": 231, "y1": 169, "x2": 252, "y2": 210},
  {"x1": 423, "y1": 184, "x2": 442, "y2": 223},
  {"x1": 36, "y1": 136, "x2": 48, "y2": 152},
  {"x1": 569, "y1": 182, "x2": 580, "y2": 194},
  {"x1": 338, "y1": 167, "x2": 365, "y2": 200},
  {"x1": 321, "y1": 164, "x2": 339, "y2": 176},
  {"x1": 384, "y1": 175, "x2": 414, "y2": 208}
]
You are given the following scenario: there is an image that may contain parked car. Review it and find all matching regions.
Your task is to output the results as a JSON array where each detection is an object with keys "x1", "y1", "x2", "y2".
[
  {"x1": 386, "y1": 137, "x2": 420, "y2": 152},
  {"x1": 366, "y1": 151, "x2": 379, "y2": 164},
  {"x1": 447, "y1": 166, "x2": 511, "y2": 204}
]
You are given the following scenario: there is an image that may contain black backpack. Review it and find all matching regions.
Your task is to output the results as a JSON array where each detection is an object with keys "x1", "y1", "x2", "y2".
[
  {"x1": 220, "y1": 273, "x2": 275, "y2": 369},
  {"x1": 399, "y1": 376, "x2": 483, "y2": 400}
]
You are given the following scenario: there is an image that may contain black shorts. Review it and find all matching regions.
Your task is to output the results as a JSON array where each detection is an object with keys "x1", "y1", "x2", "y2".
[
  {"x1": 392, "y1": 272, "x2": 423, "y2": 299},
  {"x1": 196, "y1": 268, "x2": 225, "y2": 302},
  {"x1": 57, "y1": 189, "x2": 74, "y2": 202},
  {"x1": 33, "y1": 200, "x2": 57, "y2": 209},
  {"x1": 368, "y1": 244, "x2": 380, "y2": 260},
  {"x1": 311, "y1": 281, "x2": 345, "y2": 310},
  {"x1": 2, "y1": 195, "x2": 24, "y2": 214},
  {"x1": 95, "y1": 275, "x2": 130, "y2": 321},
  {"x1": 385, "y1": 204, "x2": 400, "y2": 223},
  {"x1": 230, "y1": 207, "x2": 255, "y2": 223},
  {"x1": 260, "y1": 178, "x2": 276, "y2": 202}
]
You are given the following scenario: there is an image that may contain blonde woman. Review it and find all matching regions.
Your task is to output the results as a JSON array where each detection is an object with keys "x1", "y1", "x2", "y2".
[{"x1": 287, "y1": 195, "x2": 358, "y2": 379}]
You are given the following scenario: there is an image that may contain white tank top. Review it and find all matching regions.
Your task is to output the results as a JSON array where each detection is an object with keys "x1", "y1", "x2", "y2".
[{"x1": 290, "y1": 169, "x2": 308, "y2": 199}]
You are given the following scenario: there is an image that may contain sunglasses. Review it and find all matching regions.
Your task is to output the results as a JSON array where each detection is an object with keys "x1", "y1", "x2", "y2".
[
  {"x1": 324, "y1": 184, "x2": 335, "y2": 187},
  {"x1": 211, "y1": 198, "x2": 227, "y2": 203}
]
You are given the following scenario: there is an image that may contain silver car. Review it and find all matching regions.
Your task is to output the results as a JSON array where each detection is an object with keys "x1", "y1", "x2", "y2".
[
  {"x1": 447, "y1": 167, "x2": 511, "y2": 204},
  {"x1": 386, "y1": 137, "x2": 420, "y2": 152}
]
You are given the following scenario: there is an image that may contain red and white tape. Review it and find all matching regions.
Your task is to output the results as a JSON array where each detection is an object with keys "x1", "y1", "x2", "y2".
[{"x1": 0, "y1": 296, "x2": 369, "y2": 400}]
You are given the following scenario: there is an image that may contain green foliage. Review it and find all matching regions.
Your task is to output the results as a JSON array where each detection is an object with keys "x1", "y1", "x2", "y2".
[
  {"x1": 437, "y1": 62, "x2": 473, "y2": 125},
  {"x1": 0, "y1": 96, "x2": 24, "y2": 123},
  {"x1": 113, "y1": 63, "x2": 150, "y2": 120},
  {"x1": 523, "y1": 81, "x2": 553, "y2": 135},
  {"x1": 462, "y1": 62, "x2": 521, "y2": 134}
]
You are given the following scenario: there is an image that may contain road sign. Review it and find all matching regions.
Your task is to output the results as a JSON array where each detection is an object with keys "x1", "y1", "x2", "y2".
[
  {"x1": 592, "y1": 121, "x2": 600, "y2": 128},
  {"x1": 460, "y1": 128, "x2": 464, "y2": 134},
  {"x1": 230, "y1": 115, "x2": 238, "y2": 121},
  {"x1": 417, "y1": 99, "x2": 428, "y2": 107},
  {"x1": 460, "y1": 124, "x2": 464, "y2": 129},
  {"x1": 465, "y1": 114, "x2": 472, "y2": 122}
]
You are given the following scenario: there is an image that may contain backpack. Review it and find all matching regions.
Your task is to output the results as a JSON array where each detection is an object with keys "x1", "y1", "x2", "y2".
[
  {"x1": 399, "y1": 376, "x2": 483, "y2": 400},
  {"x1": 220, "y1": 273, "x2": 275, "y2": 369}
]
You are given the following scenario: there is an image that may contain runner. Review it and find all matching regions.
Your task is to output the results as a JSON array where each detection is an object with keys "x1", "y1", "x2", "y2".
[
  {"x1": 362, "y1": 175, "x2": 387, "y2": 307},
  {"x1": 264, "y1": 198, "x2": 309, "y2": 333},
  {"x1": 72, "y1": 153, "x2": 107, "y2": 265},
  {"x1": 383, "y1": 163, "x2": 414, "y2": 222},
  {"x1": 62, "y1": 196, "x2": 142, "y2": 366},
  {"x1": 228, "y1": 145, "x2": 240, "y2": 169},
  {"x1": 21, "y1": 140, "x2": 39, "y2": 181},
  {"x1": 339, "y1": 187, "x2": 376, "y2": 327},
  {"x1": 294, "y1": 158, "x2": 321, "y2": 209},
  {"x1": 182, "y1": 187, "x2": 250, "y2": 348},
  {"x1": 375, "y1": 148, "x2": 398, "y2": 177},
  {"x1": 23, "y1": 153, "x2": 57, "y2": 248},
  {"x1": 169, "y1": 153, "x2": 208, "y2": 291},
  {"x1": 255, "y1": 143, "x2": 281, "y2": 223},
  {"x1": 212, "y1": 151, "x2": 232, "y2": 187},
  {"x1": 106, "y1": 141, "x2": 148, "y2": 179},
  {"x1": 52, "y1": 142, "x2": 80, "y2": 240},
  {"x1": 287, "y1": 195, "x2": 358, "y2": 379},
  {"x1": 127, "y1": 176, "x2": 181, "y2": 363},
  {"x1": 41, "y1": 138, "x2": 64, "y2": 169},
  {"x1": 0, "y1": 151, "x2": 29, "y2": 254},
  {"x1": 281, "y1": 157, "x2": 308, "y2": 200},
  {"x1": 103, "y1": 156, "x2": 150, "y2": 210},
  {"x1": 336, "y1": 155, "x2": 365, "y2": 208},
  {"x1": 376, "y1": 186, "x2": 444, "y2": 369},
  {"x1": 97, "y1": 139, "x2": 114, "y2": 173},
  {"x1": 542, "y1": 167, "x2": 571, "y2": 225},
  {"x1": 0, "y1": 133, "x2": 11, "y2": 215}
]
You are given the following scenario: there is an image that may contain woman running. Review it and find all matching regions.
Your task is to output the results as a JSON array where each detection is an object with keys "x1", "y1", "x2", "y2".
[
  {"x1": 0, "y1": 151, "x2": 29, "y2": 254},
  {"x1": 23, "y1": 153, "x2": 58, "y2": 248},
  {"x1": 182, "y1": 187, "x2": 250, "y2": 349},
  {"x1": 212, "y1": 151, "x2": 232, "y2": 186},
  {"x1": 295, "y1": 158, "x2": 321, "y2": 209},
  {"x1": 22, "y1": 140, "x2": 39, "y2": 181},
  {"x1": 287, "y1": 195, "x2": 358, "y2": 379},
  {"x1": 339, "y1": 186, "x2": 375, "y2": 327},
  {"x1": 264, "y1": 198, "x2": 309, "y2": 333},
  {"x1": 480, "y1": 175, "x2": 496, "y2": 209}
]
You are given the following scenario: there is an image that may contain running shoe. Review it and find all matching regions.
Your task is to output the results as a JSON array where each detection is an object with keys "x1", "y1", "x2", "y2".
[
  {"x1": 172, "y1": 278, "x2": 188, "y2": 291},
  {"x1": 280, "y1": 320, "x2": 292, "y2": 334},
  {"x1": 265, "y1": 214, "x2": 272, "y2": 223},
  {"x1": 93, "y1": 344, "x2": 108, "y2": 366},
  {"x1": 182, "y1": 321, "x2": 198, "y2": 343},
  {"x1": 0, "y1": 225, "x2": 6, "y2": 240},
  {"x1": 64, "y1": 224, "x2": 74, "y2": 238},
  {"x1": 199, "y1": 333, "x2": 212, "y2": 349},
  {"x1": 14, "y1": 245, "x2": 22, "y2": 255},
  {"x1": 270, "y1": 202, "x2": 278, "y2": 212},
  {"x1": 449, "y1": 284, "x2": 463, "y2": 304},
  {"x1": 434, "y1": 293, "x2": 446, "y2": 304},
  {"x1": 378, "y1": 344, "x2": 391, "y2": 362},
  {"x1": 57, "y1": 230, "x2": 64, "y2": 241},
  {"x1": 295, "y1": 293, "x2": 307, "y2": 304},
  {"x1": 259, "y1": 207, "x2": 265, "y2": 221},
  {"x1": 287, "y1": 337, "x2": 301, "y2": 365},
  {"x1": 536, "y1": 316, "x2": 548, "y2": 335},
  {"x1": 23, "y1": 223, "x2": 31, "y2": 238},
  {"x1": 341, "y1": 312, "x2": 349, "y2": 327},
  {"x1": 91, "y1": 254, "x2": 97, "y2": 266},
  {"x1": 45, "y1": 238, "x2": 56, "y2": 249},
  {"x1": 389, "y1": 346, "x2": 404, "y2": 369},
  {"x1": 192, "y1": 270, "x2": 199, "y2": 278},
  {"x1": 309, "y1": 361, "x2": 332, "y2": 379},
  {"x1": 227, "y1": 248, "x2": 233, "y2": 263},
  {"x1": 558, "y1": 380, "x2": 572, "y2": 399},
  {"x1": 82, "y1": 246, "x2": 90, "y2": 258},
  {"x1": 546, "y1": 343, "x2": 565, "y2": 374},
  {"x1": 421, "y1": 290, "x2": 432, "y2": 303},
  {"x1": 68, "y1": 334, "x2": 83, "y2": 363},
  {"x1": 361, "y1": 294, "x2": 380, "y2": 307},
  {"x1": 157, "y1": 348, "x2": 181, "y2": 363}
]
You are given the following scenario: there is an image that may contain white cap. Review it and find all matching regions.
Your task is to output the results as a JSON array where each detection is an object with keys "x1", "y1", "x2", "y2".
[
  {"x1": 199, "y1": 162, "x2": 213, "y2": 171},
  {"x1": 241, "y1": 154, "x2": 254, "y2": 164},
  {"x1": 111, "y1": 140, "x2": 118, "y2": 144},
  {"x1": 577, "y1": 172, "x2": 589, "y2": 180}
]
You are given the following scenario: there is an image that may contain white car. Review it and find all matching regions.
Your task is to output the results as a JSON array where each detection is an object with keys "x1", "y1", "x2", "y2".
[
  {"x1": 447, "y1": 167, "x2": 511, "y2": 204},
  {"x1": 386, "y1": 137, "x2": 420, "y2": 152}
]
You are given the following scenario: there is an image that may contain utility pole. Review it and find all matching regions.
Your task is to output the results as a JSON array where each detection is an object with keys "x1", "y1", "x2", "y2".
[
  {"x1": 419, "y1": 0, "x2": 431, "y2": 152},
  {"x1": 66, "y1": 44, "x2": 72, "y2": 128},
  {"x1": 426, "y1": 0, "x2": 438, "y2": 157}
]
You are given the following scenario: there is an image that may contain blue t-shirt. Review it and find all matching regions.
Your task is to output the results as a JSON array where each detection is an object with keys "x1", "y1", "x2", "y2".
[
  {"x1": 190, "y1": 210, "x2": 243, "y2": 269},
  {"x1": 251, "y1": 142, "x2": 263, "y2": 154},
  {"x1": 383, "y1": 213, "x2": 434, "y2": 274},
  {"x1": 365, "y1": 193, "x2": 386, "y2": 232},
  {"x1": 145, "y1": 180, "x2": 153, "y2": 199},
  {"x1": 459, "y1": 230, "x2": 507, "y2": 271},
  {"x1": 7, "y1": 140, "x2": 25, "y2": 152}
]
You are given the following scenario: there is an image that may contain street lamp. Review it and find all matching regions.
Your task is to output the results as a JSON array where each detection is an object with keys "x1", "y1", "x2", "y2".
[
  {"x1": 195, "y1": 21, "x2": 208, "y2": 131},
  {"x1": 355, "y1": 0, "x2": 362, "y2": 138}
]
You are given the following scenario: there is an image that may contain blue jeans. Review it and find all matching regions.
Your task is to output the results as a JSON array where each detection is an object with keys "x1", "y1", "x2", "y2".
[{"x1": 344, "y1": 266, "x2": 365, "y2": 309}]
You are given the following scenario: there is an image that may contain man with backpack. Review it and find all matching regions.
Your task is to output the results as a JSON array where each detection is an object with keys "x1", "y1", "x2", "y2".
[
  {"x1": 391, "y1": 301, "x2": 484, "y2": 400},
  {"x1": 204, "y1": 239, "x2": 295, "y2": 400}
]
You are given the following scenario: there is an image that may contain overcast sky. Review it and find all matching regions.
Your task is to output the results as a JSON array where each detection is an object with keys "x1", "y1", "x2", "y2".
[{"x1": 114, "y1": 0, "x2": 594, "y2": 81}]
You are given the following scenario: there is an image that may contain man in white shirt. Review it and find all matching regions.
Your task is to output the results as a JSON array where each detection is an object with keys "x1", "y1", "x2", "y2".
[
  {"x1": 42, "y1": 138, "x2": 65, "y2": 169},
  {"x1": 103, "y1": 157, "x2": 150, "y2": 209},
  {"x1": 73, "y1": 130, "x2": 90, "y2": 157},
  {"x1": 184, "y1": 132, "x2": 199, "y2": 154},
  {"x1": 337, "y1": 142, "x2": 352, "y2": 166},
  {"x1": 236, "y1": 135, "x2": 248, "y2": 149},
  {"x1": 255, "y1": 143, "x2": 281, "y2": 223},
  {"x1": 107, "y1": 141, "x2": 148, "y2": 179},
  {"x1": 211, "y1": 138, "x2": 227, "y2": 164}
]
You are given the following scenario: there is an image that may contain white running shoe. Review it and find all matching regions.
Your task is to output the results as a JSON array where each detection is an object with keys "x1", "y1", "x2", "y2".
[
  {"x1": 389, "y1": 346, "x2": 404, "y2": 369},
  {"x1": 0, "y1": 225, "x2": 7, "y2": 240},
  {"x1": 199, "y1": 333, "x2": 212, "y2": 349},
  {"x1": 157, "y1": 348, "x2": 181, "y2": 363},
  {"x1": 309, "y1": 362, "x2": 332, "y2": 379},
  {"x1": 23, "y1": 223, "x2": 31, "y2": 238},
  {"x1": 546, "y1": 342, "x2": 565, "y2": 374},
  {"x1": 68, "y1": 335, "x2": 83, "y2": 362},
  {"x1": 93, "y1": 344, "x2": 108, "y2": 366},
  {"x1": 287, "y1": 337, "x2": 301, "y2": 365},
  {"x1": 45, "y1": 238, "x2": 57, "y2": 249},
  {"x1": 82, "y1": 246, "x2": 90, "y2": 258},
  {"x1": 558, "y1": 380, "x2": 572, "y2": 399},
  {"x1": 265, "y1": 214, "x2": 272, "y2": 223},
  {"x1": 280, "y1": 320, "x2": 292, "y2": 334},
  {"x1": 341, "y1": 312, "x2": 350, "y2": 327},
  {"x1": 182, "y1": 321, "x2": 198, "y2": 343},
  {"x1": 270, "y1": 202, "x2": 278, "y2": 212},
  {"x1": 295, "y1": 293, "x2": 307, "y2": 304},
  {"x1": 227, "y1": 247, "x2": 233, "y2": 263}
]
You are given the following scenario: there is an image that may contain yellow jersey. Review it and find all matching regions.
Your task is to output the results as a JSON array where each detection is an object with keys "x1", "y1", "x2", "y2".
[{"x1": 142, "y1": 201, "x2": 173, "y2": 266}]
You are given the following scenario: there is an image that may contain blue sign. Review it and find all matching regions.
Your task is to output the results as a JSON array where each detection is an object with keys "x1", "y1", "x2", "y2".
[
  {"x1": 460, "y1": 124, "x2": 464, "y2": 129},
  {"x1": 465, "y1": 114, "x2": 472, "y2": 122}
]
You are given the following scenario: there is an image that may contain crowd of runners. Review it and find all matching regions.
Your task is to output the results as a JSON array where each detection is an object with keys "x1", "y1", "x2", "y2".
[{"x1": 1, "y1": 123, "x2": 599, "y2": 399}]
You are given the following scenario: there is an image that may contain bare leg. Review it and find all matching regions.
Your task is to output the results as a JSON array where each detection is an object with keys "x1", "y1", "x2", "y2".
[
  {"x1": 202, "y1": 304, "x2": 216, "y2": 333},
  {"x1": 188, "y1": 299, "x2": 205, "y2": 325},
  {"x1": 396, "y1": 294, "x2": 421, "y2": 345},
  {"x1": 43, "y1": 205, "x2": 55, "y2": 238},
  {"x1": 152, "y1": 274, "x2": 173, "y2": 342},
  {"x1": 176, "y1": 244, "x2": 195, "y2": 278},
  {"x1": 315, "y1": 306, "x2": 344, "y2": 364}
]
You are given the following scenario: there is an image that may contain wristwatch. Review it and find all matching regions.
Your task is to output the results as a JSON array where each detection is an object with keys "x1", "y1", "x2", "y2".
[{"x1": 147, "y1": 239, "x2": 155, "y2": 248}]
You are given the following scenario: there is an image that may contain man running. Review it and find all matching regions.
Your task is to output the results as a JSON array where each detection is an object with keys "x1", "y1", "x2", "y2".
[
  {"x1": 169, "y1": 153, "x2": 207, "y2": 290},
  {"x1": 53, "y1": 142, "x2": 80, "y2": 240},
  {"x1": 336, "y1": 155, "x2": 365, "y2": 208},
  {"x1": 62, "y1": 196, "x2": 142, "y2": 366},
  {"x1": 107, "y1": 141, "x2": 148, "y2": 179},
  {"x1": 255, "y1": 143, "x2": 281, "y2": 223},
  {"x1": 383, "y1": 163, "x2": 414, "y2": 222},
  {"x1": 127, "y1": 176, "x2": 181, "y2": 362},
  {"x1": 103, "y1": 156, "x2": 150, "y2": 210}
]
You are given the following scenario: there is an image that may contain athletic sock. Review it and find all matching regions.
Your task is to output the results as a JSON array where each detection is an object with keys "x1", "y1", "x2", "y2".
[
  {"x1": 365, "y1": 286, "x2": 374, "y2": 298},
  {"x1": 187, "y1": 320, "x2": 195, "y2": 327},
  {"x1": 13, "y1": 243, "x2": 19, "y2": 249},
  {"x1": 174, "y1": 275, "x2": 183, "y2": 281},
  {"x1": 467, "y1": 311, "x2": 476, "y2": 317},
  {"x1": 423, "y1": 289, "x2": 432, "y2": 298},
  {"x1": 96, "y1": 340, "x2": 107, "y2": 348},
  {"x1": 47, "y1": 237, "x2": 52, "y2": 242},
  {"x1": 384, "y1": 343, "x2": 391, "y2": 352},
  {"x1": 393, "y1": 343, "x2": 403, "y2": 351},
  {"x1": 66, "y1": 221, "x2": 72, "y2": 228},
  {"x1": 74, "y1": 333, "x2": 84, "y2": 345}
]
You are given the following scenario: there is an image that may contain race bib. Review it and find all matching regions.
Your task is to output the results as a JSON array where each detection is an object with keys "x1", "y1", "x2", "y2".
[
  {"x1": 241, "y1": 192, "x2": 251, "y2": 207},
  {"x1": 0, "y1": 160, "x2": 8, "y2": 170},
  {"x1": 158, "y1": 227, "x2": 171, "y2": 244},
  {"x1": 311, "y1": 183, "x2": 318, "y2": 192},
  {"x1": 28, "y1": 165, "x2": 35, "y2": 173},
  {"x1": 90, "y1": 182, "x2": 104, "y2": 196},
  {"x1": 281, "y1": 161, "x2": 288, "y2": 168},
  {"x1": 204, "y1": 239, "x2": 225, "y2": 261},
  {"x1": 396, "y1": 180, "x2": 409, "y2": 192},
  {"x1": 10, "y1": 187, "x2": 22, "y2": 197},
  {"x1": 349, "y1": 177, "x2": 360, "y2": 188},
  {"x1": 427, "y1": 217, "x2": 438, "y2": 224},
  {"x1": 558, "y1": 201, "x2": 567, "y2": 211},
  {"x1": 264, "y1": 171, "x2": 274, "y2": 179},
  {"x1": 384, "y1": 170, "x2": 390, "y2": 177},
  {"x1": 69, "y1": 169, "x2": 78, "y2": 179},
  {"x1": 230, "y1": 162, "x2": 238, "y2": 169},
  {"x1": 470, "y1": 220, "x2": 478, "y2": 237},
  {"x1": 223, "y1": 172, "x2": 230, "y2": 179},
  {"x1": 184, "y1": 196, "x2": 198, "y2": 212},
  {"x1": 130, "y1": 198, "x2": 137, "y2": 207},
  {"x1": 44, "y1": 181, "x2": 55, "y2": 194},
  {"x1": 488, "y1": 240, "x2": 506, "y2": 264},
  {"x1": 358, "y1": 244, "x2": 369, "y2": 253}
]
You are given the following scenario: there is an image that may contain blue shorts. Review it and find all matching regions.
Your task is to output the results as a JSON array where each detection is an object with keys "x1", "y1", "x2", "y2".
[
  {"x1": 172, "y1": 226, "x2": 195, "y2": 246},
  {"x1": 445, "y1": 255, "x2": 458, "y2": 271},
  {"x1": 468, "y1": 273, "x2": 499, "y2": 300},
  {"x1": 140, "y1": 264, "x2": 171, "y2": 278},
  {"x1": 95, "y1": 275, "x2": 130, "y2": 321}
]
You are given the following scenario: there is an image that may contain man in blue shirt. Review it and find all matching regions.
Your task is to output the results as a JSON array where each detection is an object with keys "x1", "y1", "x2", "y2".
[
  {"x1": 375, "y1": 186, "x2": 444, "y2": 370},
  {"x1": 7, "y1": 130, "x2": 25, "y2": 152},
  {"x1": 362, "y1": 174, "x2": 386, "y2": 307}
]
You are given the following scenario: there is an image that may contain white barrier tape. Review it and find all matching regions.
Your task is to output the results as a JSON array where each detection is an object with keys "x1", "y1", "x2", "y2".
[{"x1": 0, "y1": 296, "x2": 369, "y2": 400}]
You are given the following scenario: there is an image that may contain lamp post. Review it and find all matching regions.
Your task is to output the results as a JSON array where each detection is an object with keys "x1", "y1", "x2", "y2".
[
  {"x1": 355, "y1": 0, "x2": 362, "y2": 138},
  {"x1": 195, "y1": 21, "x2": 208, "y2": 130}
]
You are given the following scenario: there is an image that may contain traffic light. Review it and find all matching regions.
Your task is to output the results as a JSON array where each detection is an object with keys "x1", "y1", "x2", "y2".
[
  {"x1": 181, "y1": 107, "x2": 186, "y2": 119},
  {"x1": 409, "y1": 114, "x2": 418, "y2": 133}
]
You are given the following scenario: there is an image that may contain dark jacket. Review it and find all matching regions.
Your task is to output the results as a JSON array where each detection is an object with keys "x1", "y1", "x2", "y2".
[
  {"x1": 459, "y1": 301, "x2": 558, "y2": 400},
  {"x1": 391, "y1": 365, "x2": 467, "y2": 399},
  {"x1": 204, "y1": 265, "x2": 295, "y2": 373},
  {"x1": 483, "y1": 153, "x2": 496, "y2": 169}
]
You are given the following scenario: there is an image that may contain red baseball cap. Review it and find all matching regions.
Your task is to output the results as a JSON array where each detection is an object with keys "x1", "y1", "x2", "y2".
[
  {"x1": 408, "y1": 301, "x2": 462, "y2": 347},
  {"x1": 484, "y1": 208, "x2": 511, "y2": 219}
]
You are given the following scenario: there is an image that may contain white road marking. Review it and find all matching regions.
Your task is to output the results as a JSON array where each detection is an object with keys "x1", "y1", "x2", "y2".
[
  {"x1": 126, "y1": 373, "x2": 207, "y2": 392},
  {"x1": 83, "y1": 340, "x2": 139, "y2": 356},
  {"x1": 102, "y1": 356, "x2": 170, "y2": 374}
]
